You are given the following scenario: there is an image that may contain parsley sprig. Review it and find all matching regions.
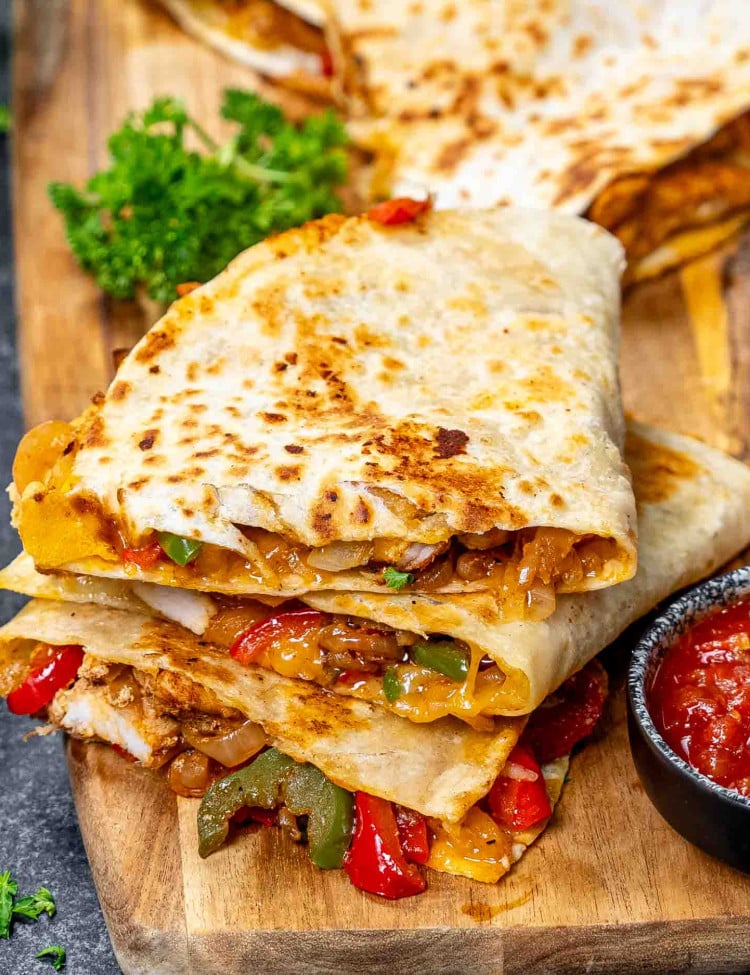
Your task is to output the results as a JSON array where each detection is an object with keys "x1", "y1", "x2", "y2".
[
  {"x1": 382, "y1": 567, "x2": 414, "y2": 590},
  {"x1": 0, "y1": 871, "x2": 57, "y2": 939},
  {"x1": 49, "y1": 89, "x2": 348, "y2": 302},
  {"x1": 36, "y1": 945, "x2": 66, "y2": 971}
]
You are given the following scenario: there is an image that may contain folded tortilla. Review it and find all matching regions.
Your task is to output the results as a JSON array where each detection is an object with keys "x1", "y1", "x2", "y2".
[
  {"x1": 342, "y1": 1, "x2": 750, "y2": 281},
  {"x1": 7, "y1": 421, "x2": 750, "y2": 722},
  {"x1": 13, "y1": 209, "x2": 635, "y2": 617},
  {"x1": 0, "y1": 597, "x2": 521, "y2": 824},
  {"x1": 156, "y1": 0, "x2": 330, "y2": 97}
]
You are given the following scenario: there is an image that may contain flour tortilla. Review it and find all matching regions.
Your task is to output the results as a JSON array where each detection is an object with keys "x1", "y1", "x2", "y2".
[
  {"x1": 156, "y1": 0, "x2": 329, "y2": 95},
  {"x1": 342, "y1": 1, "x2": 750, "y2": 279},
  {"x1": 14, "y1": 208, "x2": 636, "y2": 598},
  {"x1": 0, "y1": 598, "x2": 520, "y2": 824},
  {"x1": 7, "y1": 421, "x2": 750, "y2": 717}
]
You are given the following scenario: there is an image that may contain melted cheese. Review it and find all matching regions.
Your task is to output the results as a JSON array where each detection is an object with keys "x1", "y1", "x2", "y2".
[
  {"x1": 427, "y1": 807, "x2": 513, "y2": 883},
  {"x1": 427, "y1": 757, "x2": 568, "y2": 883}
]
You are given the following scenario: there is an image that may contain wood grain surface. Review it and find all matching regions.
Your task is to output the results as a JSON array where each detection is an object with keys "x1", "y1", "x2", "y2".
[{"x1": 13, "y1": 1, "x2": 750, "y2": 973}]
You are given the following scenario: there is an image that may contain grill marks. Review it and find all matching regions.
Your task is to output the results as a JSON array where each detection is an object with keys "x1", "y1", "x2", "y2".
[{"x1": 58, "y1": 210, "x2": 633, "y2": 561}]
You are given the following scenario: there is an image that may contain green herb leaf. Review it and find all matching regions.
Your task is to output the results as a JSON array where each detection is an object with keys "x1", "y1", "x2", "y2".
[
  {"x1": 382, "y1": 567, "x2": 414, "y2": 591},
  {"x1": 0, "y1": 870, "x2": 18, "y2": 939},
  {"x1": 13, "y1": 887, "x2": 56, "y2": 922},
  {"x1": 48, "y1": 88, "x2": 348, "y2": 302},
  {"x1": 158, "y1": 532, "x2": 203, "y2": 566},
  {"x1": 36, "y1": 945, "x2": 66, "y2": 971},
  {"x1": 0, "y1": 105, "x2": 10, "y2": 133},
  {"x1": 382, "y1": 666, "x2": 402, "y2": 702}
]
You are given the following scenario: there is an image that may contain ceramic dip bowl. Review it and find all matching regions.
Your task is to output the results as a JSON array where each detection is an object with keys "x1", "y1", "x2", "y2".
[{"x1": 627, "y1": 566, "x2": 750, "y2": 873}]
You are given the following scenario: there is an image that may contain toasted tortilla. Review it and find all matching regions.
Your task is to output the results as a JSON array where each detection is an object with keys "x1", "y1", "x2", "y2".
[
  {"x1": 0, "y1": 598, "x2": 522, "y2": 824},
  {"x1": 342, "y1": 1, "x2": 750, "y2": 279},
  {"x1": 156, "y1": 0, "x2": 330, "y2": 96},
  {"x1": 7, "y1": 421, "x2": 750, "y2": 719},
  {"x1": 14, "y1": 209, "x2": 636, "y2": 605}
]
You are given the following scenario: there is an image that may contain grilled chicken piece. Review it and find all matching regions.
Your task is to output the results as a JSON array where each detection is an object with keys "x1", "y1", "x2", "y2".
[
  {"x1": 371, "y1": 539, "x2": 450, "y2": 571},
  {"x1": 135, "y1": 669, "x2": 243, "y2": 721},
  {"x1": 49, "y1": 676, "x2": 180, "y2": 767}
]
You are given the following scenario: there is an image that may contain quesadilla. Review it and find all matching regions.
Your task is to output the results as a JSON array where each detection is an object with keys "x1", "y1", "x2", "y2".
[
  {"x1": 12, "y1": 208, "x2": 636, "y2": 624},
  {"x1": 0, "y1": 592, "x2": 582, "y2": 893},
  {"x1": 2, "y1": 421, "x2": 748, "y2": 895},
  {"x1": 5, "y1": 422, "x2": 749, "y2": 726},
  {"x1": 339, "y1": 1, "x2": 750, "y2": 282},
  {"x1": 155, "y1": 0, "x2": 331, "y2": 97}
]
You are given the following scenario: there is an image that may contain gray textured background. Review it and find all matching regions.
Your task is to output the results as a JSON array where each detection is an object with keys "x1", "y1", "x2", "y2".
[{"x1": 0, "y1": 1, "x2": 121, "y2": 970}]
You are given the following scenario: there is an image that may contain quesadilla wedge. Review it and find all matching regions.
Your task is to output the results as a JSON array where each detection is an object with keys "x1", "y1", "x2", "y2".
[
  {"x1": 0, "y1": 593, "x2": 589, "y2": 895},
  {"x1": 5, "y1": 422, "x2": 750, "y2": 726},
  {"x1": 12, "y1": 208, "x2": 636, "y2": 622},
  {"x1": 156, "y1": 0, "x2": 331, "y2": 98},
  {"x1": 342, "y1": 0, "x2": 750, "y2": 282}
]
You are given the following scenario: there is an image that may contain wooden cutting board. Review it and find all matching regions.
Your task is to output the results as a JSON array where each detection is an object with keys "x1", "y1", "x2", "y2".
[{"x1": 12, "y1": 1, "x2": 750, "y2": 973}]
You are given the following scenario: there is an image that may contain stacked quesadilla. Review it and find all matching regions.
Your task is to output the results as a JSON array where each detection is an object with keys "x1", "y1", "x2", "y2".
[
  {"x1": 158, "y1": 0, "x2": 750, "y2": 282},
  {"x1": 3, "y1": 206, "x2": 750, "y2": 897}
]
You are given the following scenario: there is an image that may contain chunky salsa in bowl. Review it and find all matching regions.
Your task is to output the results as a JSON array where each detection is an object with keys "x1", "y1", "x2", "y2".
[{"x1": 627, "y1": 566, "x2": 750, "y2": 874}]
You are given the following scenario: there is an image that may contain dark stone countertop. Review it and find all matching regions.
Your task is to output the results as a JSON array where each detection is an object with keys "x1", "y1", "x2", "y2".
[{"x1": 0, "y1": 4, "x2": 121, "y2": 971}]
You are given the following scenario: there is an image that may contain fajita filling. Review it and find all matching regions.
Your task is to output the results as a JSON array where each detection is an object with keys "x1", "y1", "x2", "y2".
[
  {"x1": 2, "y1": 637, "x2": 600, "y2": 896},
  {"x1": 12, "y1": 417, "x2": 625, "y2": 622}
]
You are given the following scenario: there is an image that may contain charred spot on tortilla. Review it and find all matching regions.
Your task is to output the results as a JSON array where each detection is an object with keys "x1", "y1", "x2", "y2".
[
  {"x1": 138, "y1": 432, "x2": 157, "y2": 451},
  {"x1": 434, "y1": 428, "x2": 470, "y2": 459}
]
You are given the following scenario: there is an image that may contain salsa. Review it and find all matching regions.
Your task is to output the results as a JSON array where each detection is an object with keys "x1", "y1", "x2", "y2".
[{"x1": 648, "y1": 597, "x2": 750, "y2": 798}]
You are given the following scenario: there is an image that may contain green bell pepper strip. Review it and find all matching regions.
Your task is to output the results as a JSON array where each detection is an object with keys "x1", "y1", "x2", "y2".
[
  {"x1": 158, "y1": 531, "x2": 203, "y2": 566},
  {"x1": 283, "y1": 763, "x2": 354, "y2": 869},
  {"x1": 382, "y1": 666, "x2": 402, "y2": 702},
  {"x1": 411, "y1": 640, "x2": 470, "y2": 682},
  {"x1": 197, "y1": 748, "x2": 354, "y2": 869}
]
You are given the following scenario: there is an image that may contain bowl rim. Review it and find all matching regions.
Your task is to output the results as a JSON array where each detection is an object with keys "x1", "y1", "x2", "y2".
[{"x1": 628, "y1": 564, "x2": 750, "y2": 812}]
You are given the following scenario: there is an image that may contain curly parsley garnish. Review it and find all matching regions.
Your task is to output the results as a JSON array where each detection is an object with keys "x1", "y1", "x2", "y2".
[
  {"x1": 0, "y1": 870, "x2": 57, "y2": 942},
  {"x1": 382, "y1": 566, "x2": 414, "y2": 590},
  {"x1": 49, "y1": 89, "x2": 348, "y2": 302},
  {"x1": 13, "y1": 887, "x2": 56, "y2": 923},
  {"x1": 0, "y1": 870, "x2": 18, "y2": 939},
  {"x1": 36, "y1": 945, "x2": 66, "y2": 971}
]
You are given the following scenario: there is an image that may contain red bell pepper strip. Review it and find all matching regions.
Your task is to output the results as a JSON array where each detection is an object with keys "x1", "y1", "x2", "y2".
[
  {"x1": 121, "y1": 540, "x2": 163, "y2": 569},
  {"x1": 366, "y1": 197, "x2": 431, "y2": 226},
  {"x1": 112, "y1": 744, "x2": 137, "y2": 763},
  {"x1": 522, "y1": 659, "x2": 608, "y2": 763},
  {"x1": 320, "y1": 47, "x2": 334, "y2": 78},
  {"x1": 176, "y1": 281, "x2": 201, "y2": 297},
  {"x1": 344, "y1": 793, "x2": 426, "y2": 899},
  {"x1": 230, "y1": 608, "x2": 328, "y2": 665},
  {"x1": 488, "y1": 744, "x2": 552, "y2": 832},
  {"x1": 7, "y1": 645, "x2": 85, "y2": 715},
  {"x1": 335, "y1": 670, "x2": 369, "y2": 688},
  {"x1": 394, "y1": 805, "x2": 430, "y2": 865}
]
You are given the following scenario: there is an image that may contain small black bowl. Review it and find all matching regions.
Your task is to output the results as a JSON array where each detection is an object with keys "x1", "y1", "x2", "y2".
[{"x1": 627, "y1": 566, "x2": 750, "y2": 873}]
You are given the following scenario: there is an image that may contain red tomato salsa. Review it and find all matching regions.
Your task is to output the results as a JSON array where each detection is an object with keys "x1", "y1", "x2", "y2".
[{"x1": 648, "y1": 598, "x2": 750, "y2": 798}]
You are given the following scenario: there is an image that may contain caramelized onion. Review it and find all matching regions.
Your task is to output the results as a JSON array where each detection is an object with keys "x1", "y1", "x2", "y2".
[
  {"x1": 167, "y1": 750, "x2": 214, "y2": 797},
  {"x1": 457, "y1": 529, "x2": 512, "y2": 551},
  {"x1": 203, "y1": 603, "x2": 274, "y2": 648},
  {"x1": 525, "y1": 584, "x2": 556, "y2": 620},
  {"x1": 319, "y1": 620, "x2": 402, "y2": 670},
  {"x1": 415, "y1": 557, "x2": 454, "y2": 591},
  {"x1": 306, "y1": 541, "x2": 374, "y2": 571},
  {"x1": 182, "y1": 718, "x2": 266, "y2": 768},
  {"x1": 455, "y1": 551, "x2": 495, "y2": 581}
]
